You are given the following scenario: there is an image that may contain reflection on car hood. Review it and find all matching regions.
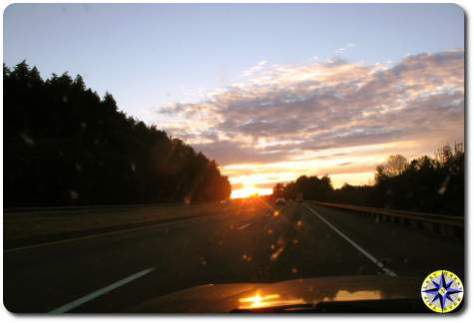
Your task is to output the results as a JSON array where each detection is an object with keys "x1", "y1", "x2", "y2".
[{"x1": 132, "y1": 275, "x2": 422, "y2": 313}]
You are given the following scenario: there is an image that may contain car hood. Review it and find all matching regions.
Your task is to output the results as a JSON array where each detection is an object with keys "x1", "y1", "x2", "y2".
[{"x1": 132, "y1": 275, "x2": 422, "y2": 313}]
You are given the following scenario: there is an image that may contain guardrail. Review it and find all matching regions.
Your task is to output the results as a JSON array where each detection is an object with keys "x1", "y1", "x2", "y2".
[{"x1": 311, "y1": 201, "x2": 464, "y2": 240}]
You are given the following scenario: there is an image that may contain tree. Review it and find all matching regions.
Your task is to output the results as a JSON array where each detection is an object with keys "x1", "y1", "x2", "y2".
[
  {"x1": 276, "y1": 175, "x2": 333, "y2": 201},
  {"x1": 272, "y1": 144, "x2": 464, "y2": 216},
  {"x1": 272, "y1": 183, "x2": 285, "y2": 198},
  {"x1": 4, "y1": 61, "x2": 231, "y2": 207},
  {"x1": 375, "y1": 154, "x2": 409, "y2": 182}
]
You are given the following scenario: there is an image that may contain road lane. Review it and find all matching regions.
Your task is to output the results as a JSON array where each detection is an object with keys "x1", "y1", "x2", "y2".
[
  {"x1": 305, "y1": 204, "x2": 397, "y2": 277},
  {"x1": 4, "y1": 200, "x2": 270, "y2": 312},
  {"x1": 49, "y1": 267, "x2": 156, "y2": 313},
  {"x1": 65, "y1": 201, "x2": 386, "y2": 313},
  {"x1": 308, "y1": 203, "x2": 464, "y2": 278},
  {"x1": 4, "y1": 200, "x2": 464, "y2": 313}
]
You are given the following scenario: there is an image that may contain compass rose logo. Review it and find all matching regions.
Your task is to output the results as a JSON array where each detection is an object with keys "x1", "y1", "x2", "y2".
[{"x1": 421, "y1": 270, "x2": 464, "y2": 313}]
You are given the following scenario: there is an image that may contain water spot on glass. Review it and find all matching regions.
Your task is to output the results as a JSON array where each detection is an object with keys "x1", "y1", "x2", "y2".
[
  {"x1": 438, "y1": 175, "x2": 450, "y2": 195},
  {"x1": 199, "y1": 257, "x2": 207, "y2": 266},
  {"x1": 69, "y1": 190, "x2": 79, "y2": 200},
  {"x1": 20, "y1": 133, "x2": 35, "y2": 146},
  {"x1": 270, "y1": 246, "x2": 285, "y2": 261},
  {"x1": 242, "y1": 254, "x2": 252, "y2": 262}
]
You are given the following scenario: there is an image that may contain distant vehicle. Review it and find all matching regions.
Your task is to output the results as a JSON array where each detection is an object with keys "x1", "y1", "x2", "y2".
[{"x1": 275, "y1": 198, "x2": 286, "y2": 206}]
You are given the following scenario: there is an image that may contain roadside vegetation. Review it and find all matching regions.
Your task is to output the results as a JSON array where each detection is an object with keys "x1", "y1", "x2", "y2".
[
  {"x1": 4, "y1": 61, "x2": 231, "y2": 207},
  {"x1": 273, "y1": 143, "x2": 464, "y2": 216},
  {"x1": 4, "y1": 201, "x2": 255, "y2": 249}
]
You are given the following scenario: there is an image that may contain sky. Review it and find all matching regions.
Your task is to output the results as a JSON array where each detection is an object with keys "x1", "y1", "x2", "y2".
[{"x1": 4, "y1": 3, "x2": 465, "y2": 198}]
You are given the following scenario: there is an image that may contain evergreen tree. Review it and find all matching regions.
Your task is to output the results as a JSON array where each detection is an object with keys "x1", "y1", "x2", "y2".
[{"x1": 4, "y1": 62, "x2": 231, "y2": 207}]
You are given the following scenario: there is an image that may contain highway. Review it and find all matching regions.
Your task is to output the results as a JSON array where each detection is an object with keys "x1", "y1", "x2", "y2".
[{"x1": 4, "y1": 200, "x2": 464, "y2": 313}]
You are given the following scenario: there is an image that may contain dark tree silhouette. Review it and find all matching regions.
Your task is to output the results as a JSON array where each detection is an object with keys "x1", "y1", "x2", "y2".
[
  {"x1": 4, "y1": 61, "x2": 231, "y2": 207},
  {"x1": 272, "y1": 143, "x2": 464, "y2": 216},
  {"x1": 273, "y1": 175, "x2": 333, "y2": 201}
]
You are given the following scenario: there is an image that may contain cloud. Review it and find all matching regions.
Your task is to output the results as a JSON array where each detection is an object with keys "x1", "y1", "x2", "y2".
[
  {"x1": 334, "y1": 42, "x2": 357, "y2": 55},
  {"x1": 155, "y1": 50, "x2": 464, "y2": 188},
  {"x1": 241, "y1": 60, "x2": 268, "y2": 77}
]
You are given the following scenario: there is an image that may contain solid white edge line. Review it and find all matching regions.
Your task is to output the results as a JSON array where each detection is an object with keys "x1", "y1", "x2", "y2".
[
  {"x1": 305, "y1": 204, "x2": 398, "y2": 277},
  {"x1": 49, "y1": 267, "x2": 155, "y2": 314}
]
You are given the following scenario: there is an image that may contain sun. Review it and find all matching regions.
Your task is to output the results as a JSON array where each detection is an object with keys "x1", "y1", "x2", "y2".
[
  {"x1": 231, "y1": 183, "x2": 272, "y2": 199},
  {"x1": 231, "y1": 183, "x2": 260, "y2": 199}
]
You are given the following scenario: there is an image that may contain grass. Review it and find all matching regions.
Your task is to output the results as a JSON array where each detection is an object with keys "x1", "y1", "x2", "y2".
[{"x1": 4, "y1": 201, "x2": 250, "y2": 249}]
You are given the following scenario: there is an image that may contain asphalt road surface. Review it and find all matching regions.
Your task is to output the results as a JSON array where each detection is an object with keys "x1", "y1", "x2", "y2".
[{"x1": 4, "y1": 200, "x2": 464, "y2": 313}]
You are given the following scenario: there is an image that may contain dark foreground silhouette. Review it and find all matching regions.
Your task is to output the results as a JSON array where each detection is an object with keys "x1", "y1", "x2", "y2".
[{"x1": 4, "y1": 61, "x2": 231, "y2": 207}]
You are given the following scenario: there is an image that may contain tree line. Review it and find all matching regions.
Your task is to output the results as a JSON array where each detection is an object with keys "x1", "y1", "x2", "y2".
[
  {"x1": 4, "y1": 61, "x2": 231, "y2": 207},
  {"x1": 273, "y1": 143, "x2": 464, "y2": 216}
]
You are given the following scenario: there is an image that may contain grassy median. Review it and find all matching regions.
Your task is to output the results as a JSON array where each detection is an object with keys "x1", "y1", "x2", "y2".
[{"x1": 4, "y1": 200, "x2": 258, "y2": 249}]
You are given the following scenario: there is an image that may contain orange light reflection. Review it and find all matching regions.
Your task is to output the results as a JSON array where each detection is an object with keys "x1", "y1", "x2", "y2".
[{"x1": 238, "y1": 291, "x2": 304, "y2": 309}]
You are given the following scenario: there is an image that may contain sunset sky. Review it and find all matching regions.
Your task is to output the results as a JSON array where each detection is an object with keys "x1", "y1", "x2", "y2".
[{"x1": 4, "y1": 3, "x2": 465, "y2": 198}]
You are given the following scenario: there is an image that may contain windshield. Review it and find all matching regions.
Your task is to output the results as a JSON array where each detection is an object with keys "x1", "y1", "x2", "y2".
[{"x1": 3, "y1": 3, "x2": 465, "y2": 314}]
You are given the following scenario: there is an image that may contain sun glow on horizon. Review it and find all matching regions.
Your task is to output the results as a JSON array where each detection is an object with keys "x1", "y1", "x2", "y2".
[
  {"x1": 222, "y1": 140, "x2": 435, "y2": 199},
  {"x1": 231, "y1": 183, "x2": 272, "y2": 199},
  {"x1": 228, "y1": 171, "x2": 374, "y2": 199}
]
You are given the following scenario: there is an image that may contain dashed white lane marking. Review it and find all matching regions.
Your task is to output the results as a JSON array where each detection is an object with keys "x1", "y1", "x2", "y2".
[
  {"x1": 305, "y1": 204, "x2": 397, "y2": 277},
  {"x1": 49, "y1": 267, "x2": 155, "y2": 313},
  {"x1": 237, "y1": 223, "x2": 252, "y2": 230}
]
